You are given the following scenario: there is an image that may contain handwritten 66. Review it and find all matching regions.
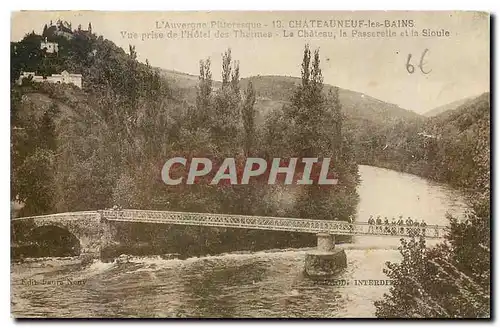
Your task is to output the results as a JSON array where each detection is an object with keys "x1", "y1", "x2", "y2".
[{"x1": 406, "y1": 49, "x2": 432, "y2": 74}]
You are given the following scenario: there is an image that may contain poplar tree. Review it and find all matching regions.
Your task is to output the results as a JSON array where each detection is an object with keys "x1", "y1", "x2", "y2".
[
  {"x1": 231, "y1": 60, "x2": 241, "y2": 97},
  {"x1": 286, "y1": 45, "x2": 358, "y2": 229},
  {"x1": 192, "y1": 58, "x2": 212, "y2": 128},
  {"x1": 212, "y1": 48, "x2": 241, "y2": 154},
  {"x1": 242, "y1": 81, "x2": 256, "y2": 156}
]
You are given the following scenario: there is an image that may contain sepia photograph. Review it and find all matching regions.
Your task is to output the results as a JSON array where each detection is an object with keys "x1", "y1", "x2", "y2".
[{"x1": 10, "y1": 10, "x2": 490, "y2": 319}]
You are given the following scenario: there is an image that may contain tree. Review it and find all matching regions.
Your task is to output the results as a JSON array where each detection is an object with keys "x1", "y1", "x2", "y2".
[
  {"x1": 242, "y1": 81, "x2": 256, "y2": 156},
  {"x1": 191, "y1": 58, "x2": 212, "y2": 129},
  {"x1": 231, "y1": 60, "x2": 240, "y2": 97},
  {"x1": 127, "y1": 44, "x2": 139, "y2": 111},
  {"x1": 221, "y1": 48, "x2": 232, "y2": 88},
  {"x1": 328, "y1": 87, "x2": 343, "y2": 162},
  {"x1": 288, "y1": 45, "x2": 329, "y2": 158},
  {"x1": 11, "y1": 96, "x2": 60, "y2": 216},
  {"x1": 247, "y1": 45, "x2": 359, "y2": 235},
  {"x1": 211, "y1": 48, "x2": 241, "y2": 154},
  {"x1": 15, "y1": 148, "x2": 56, "y2": 216},
  {"x1": 38, "y1": 103, "x2": 59, "y2": 150},
  {"x1": 375, "y1": 194, "x2": 490, "y2": 318}
]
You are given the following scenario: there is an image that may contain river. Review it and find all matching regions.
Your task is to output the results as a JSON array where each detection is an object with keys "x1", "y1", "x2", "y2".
[{"x1": 11, "y1": 165, "x2": 469, "y2": 318}]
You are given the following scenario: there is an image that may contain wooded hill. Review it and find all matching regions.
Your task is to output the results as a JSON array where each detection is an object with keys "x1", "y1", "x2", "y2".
[
  {"x1": 423, "y1": 94, "x2": 481, "y2": 117},
  {"x1": 362, "y1": 92, "x2": 490, "y2": 192},
  {"x1": 160, "y1": 69, "x2": 421, "y2": 124}
]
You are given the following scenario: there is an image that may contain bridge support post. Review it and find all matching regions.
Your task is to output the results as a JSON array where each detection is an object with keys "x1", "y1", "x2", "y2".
[
  {"x1": 317, "y1": 233, "x2": 335, "y2": 252},
  {"x1": 99, "y1": 213, "x2": 116, "y2": 262},
  {"x1": 304, "y1": 233, "x2": 347, "y2": 279}
]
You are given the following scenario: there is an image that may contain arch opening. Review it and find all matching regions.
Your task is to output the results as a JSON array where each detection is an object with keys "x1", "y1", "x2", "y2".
[{"x1": 28, "y1": 225, "x2": 81, "y2": 257}]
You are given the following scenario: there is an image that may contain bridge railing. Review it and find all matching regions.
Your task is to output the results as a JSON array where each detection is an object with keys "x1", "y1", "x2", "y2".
[
  {"x1": 12, "y1": 209, "x2": 448, "y2": 239},
  {"x1": 100, "y1": 209, "x2": 447, "y2": 239},
  {"x1": 12, "y1": 211, "x2": 99, "y2": 222}
]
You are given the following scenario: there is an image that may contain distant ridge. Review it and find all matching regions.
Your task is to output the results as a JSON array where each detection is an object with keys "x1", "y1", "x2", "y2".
[
  {"x1": 423, "y1": 95, "x2": 481, "y2": 117},
  {"x1": 158, "y1": 69, "x2": 422, "y2": 124}
]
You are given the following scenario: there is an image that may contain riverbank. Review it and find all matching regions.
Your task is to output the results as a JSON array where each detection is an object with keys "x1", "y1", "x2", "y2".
[{"x1": 357, "y1": 160, "x2": 478, "y2": 198}]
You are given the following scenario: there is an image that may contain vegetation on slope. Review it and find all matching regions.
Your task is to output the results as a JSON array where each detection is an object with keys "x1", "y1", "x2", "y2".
[
  {"x1": 375, "y1": 190, "x2": 490, "y2": 318},
  {"x1": 11, "y1": 25, "x2": 359, "y2": 256},
  {"x1": 360, "y1": 93, "x2": 490, "y2": 192},
  {"x1": 423, "y1": 95, "x2": 479, "y2": 117},
  {"x1": 374, "y1": 94, "x2": 490, "y2": 318}
]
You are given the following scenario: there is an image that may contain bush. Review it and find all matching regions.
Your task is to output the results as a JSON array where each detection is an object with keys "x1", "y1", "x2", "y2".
[{"x1": 375, "y1": 195, "x2": 490, "y2": 318}]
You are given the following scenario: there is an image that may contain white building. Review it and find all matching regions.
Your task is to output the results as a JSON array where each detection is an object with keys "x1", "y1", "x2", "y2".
[
  {"x1": 40, "y1": 38, "x2": 59, "y2": 54},
  {"x1": 46, "y1": 71, "x2": 82, "y2": 88},
  {"x1": 18, "y1": 70, "x2": 82, "y2": 88}
]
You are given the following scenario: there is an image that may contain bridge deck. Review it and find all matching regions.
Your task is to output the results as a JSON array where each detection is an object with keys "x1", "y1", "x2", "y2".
[{"x1": 14, "y1": 209, "x2": 446, "y2": 239}]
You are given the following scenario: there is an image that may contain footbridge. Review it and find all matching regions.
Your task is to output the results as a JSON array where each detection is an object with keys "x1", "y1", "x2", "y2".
[
  {"x1": 102, "y1": 209, "x2": 444, "y2": 238},
  {"x1": 12, "y1": 209, "x2": 447, "y2": 261}
]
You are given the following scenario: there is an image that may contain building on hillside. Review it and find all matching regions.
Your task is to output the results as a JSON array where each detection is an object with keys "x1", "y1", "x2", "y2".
[
  {"x1": 47, "y1": 71, "x2": 82, "y2": 88},
  {"x1": 40, "y1": 38, "x2": 59, "y2": 54},
  {"x1": 17, "y1": 70, "x2": 82, "y2": 88},
  {"x1": 54, "y1": 20, "x2": 74, "y2": 39},
  {"x1": 17, "y1": 72, "x2": 44, "y2": 84},
  {"x1": 45, "y1": 20, "x2": 93, "y2": 39}
]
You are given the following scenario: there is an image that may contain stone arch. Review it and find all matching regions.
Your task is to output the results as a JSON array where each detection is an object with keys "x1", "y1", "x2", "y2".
[
  {"x1": 16, "y1": 212, "x2": 105, "y2": 258},
  {"x1": 29, "y1": 225, "x2": 81, "y2": 257}
]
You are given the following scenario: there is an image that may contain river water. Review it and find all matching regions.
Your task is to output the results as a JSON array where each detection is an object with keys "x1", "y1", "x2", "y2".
[{"x1": 11, "y1": 165, "x2": 469, "y2": 318}]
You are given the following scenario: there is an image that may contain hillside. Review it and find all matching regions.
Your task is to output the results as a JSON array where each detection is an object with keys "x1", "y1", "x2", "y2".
[
  {"x1": 158, "y1": 69, "x2": 422, "y2": 125},
  {"x1": 429, "y1": 92, "x2": 490, "y2": 191},
  {"x1": 427, "y1": 92, "x2": 490, "y2": 132},
  {"x1": 423, "y1": 95, "x2": 479, "y2": 117},
  {"x1": 242, "y1": 75, "x2": 421, "y2": 123},
  {"x1": 362, "y1": 92, "x2": 490, "y2": 191}
]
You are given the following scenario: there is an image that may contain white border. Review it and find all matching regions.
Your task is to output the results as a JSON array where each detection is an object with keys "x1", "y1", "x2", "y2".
[{"x1": 2, "y1": 1, "x2": 497, "y2": 327}]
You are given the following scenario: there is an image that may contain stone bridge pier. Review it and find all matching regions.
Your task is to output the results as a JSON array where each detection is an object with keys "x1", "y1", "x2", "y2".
[
  {"x1": 12, "y1": 211, "x2": 115, "y2": 260},
  {"x1": 304, "y1": 233, "x2": 347, "y2": 279}
]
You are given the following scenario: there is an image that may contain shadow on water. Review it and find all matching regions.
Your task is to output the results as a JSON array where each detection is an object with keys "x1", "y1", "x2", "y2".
[
  {"x1": 174, "y1": 252, "x2": 347, "y2": 318},
  {"x1": 181, "y1": 259, "x2": 269, "y2": 318},
  {"x1": 12, "y1": 225, "x2": 81, "y2": 259}
]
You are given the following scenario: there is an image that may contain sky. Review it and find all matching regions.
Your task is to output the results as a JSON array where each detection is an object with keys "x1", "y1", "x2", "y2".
[{"x1": 11, "y1": 11, "x2": 490, "y2": 113}]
